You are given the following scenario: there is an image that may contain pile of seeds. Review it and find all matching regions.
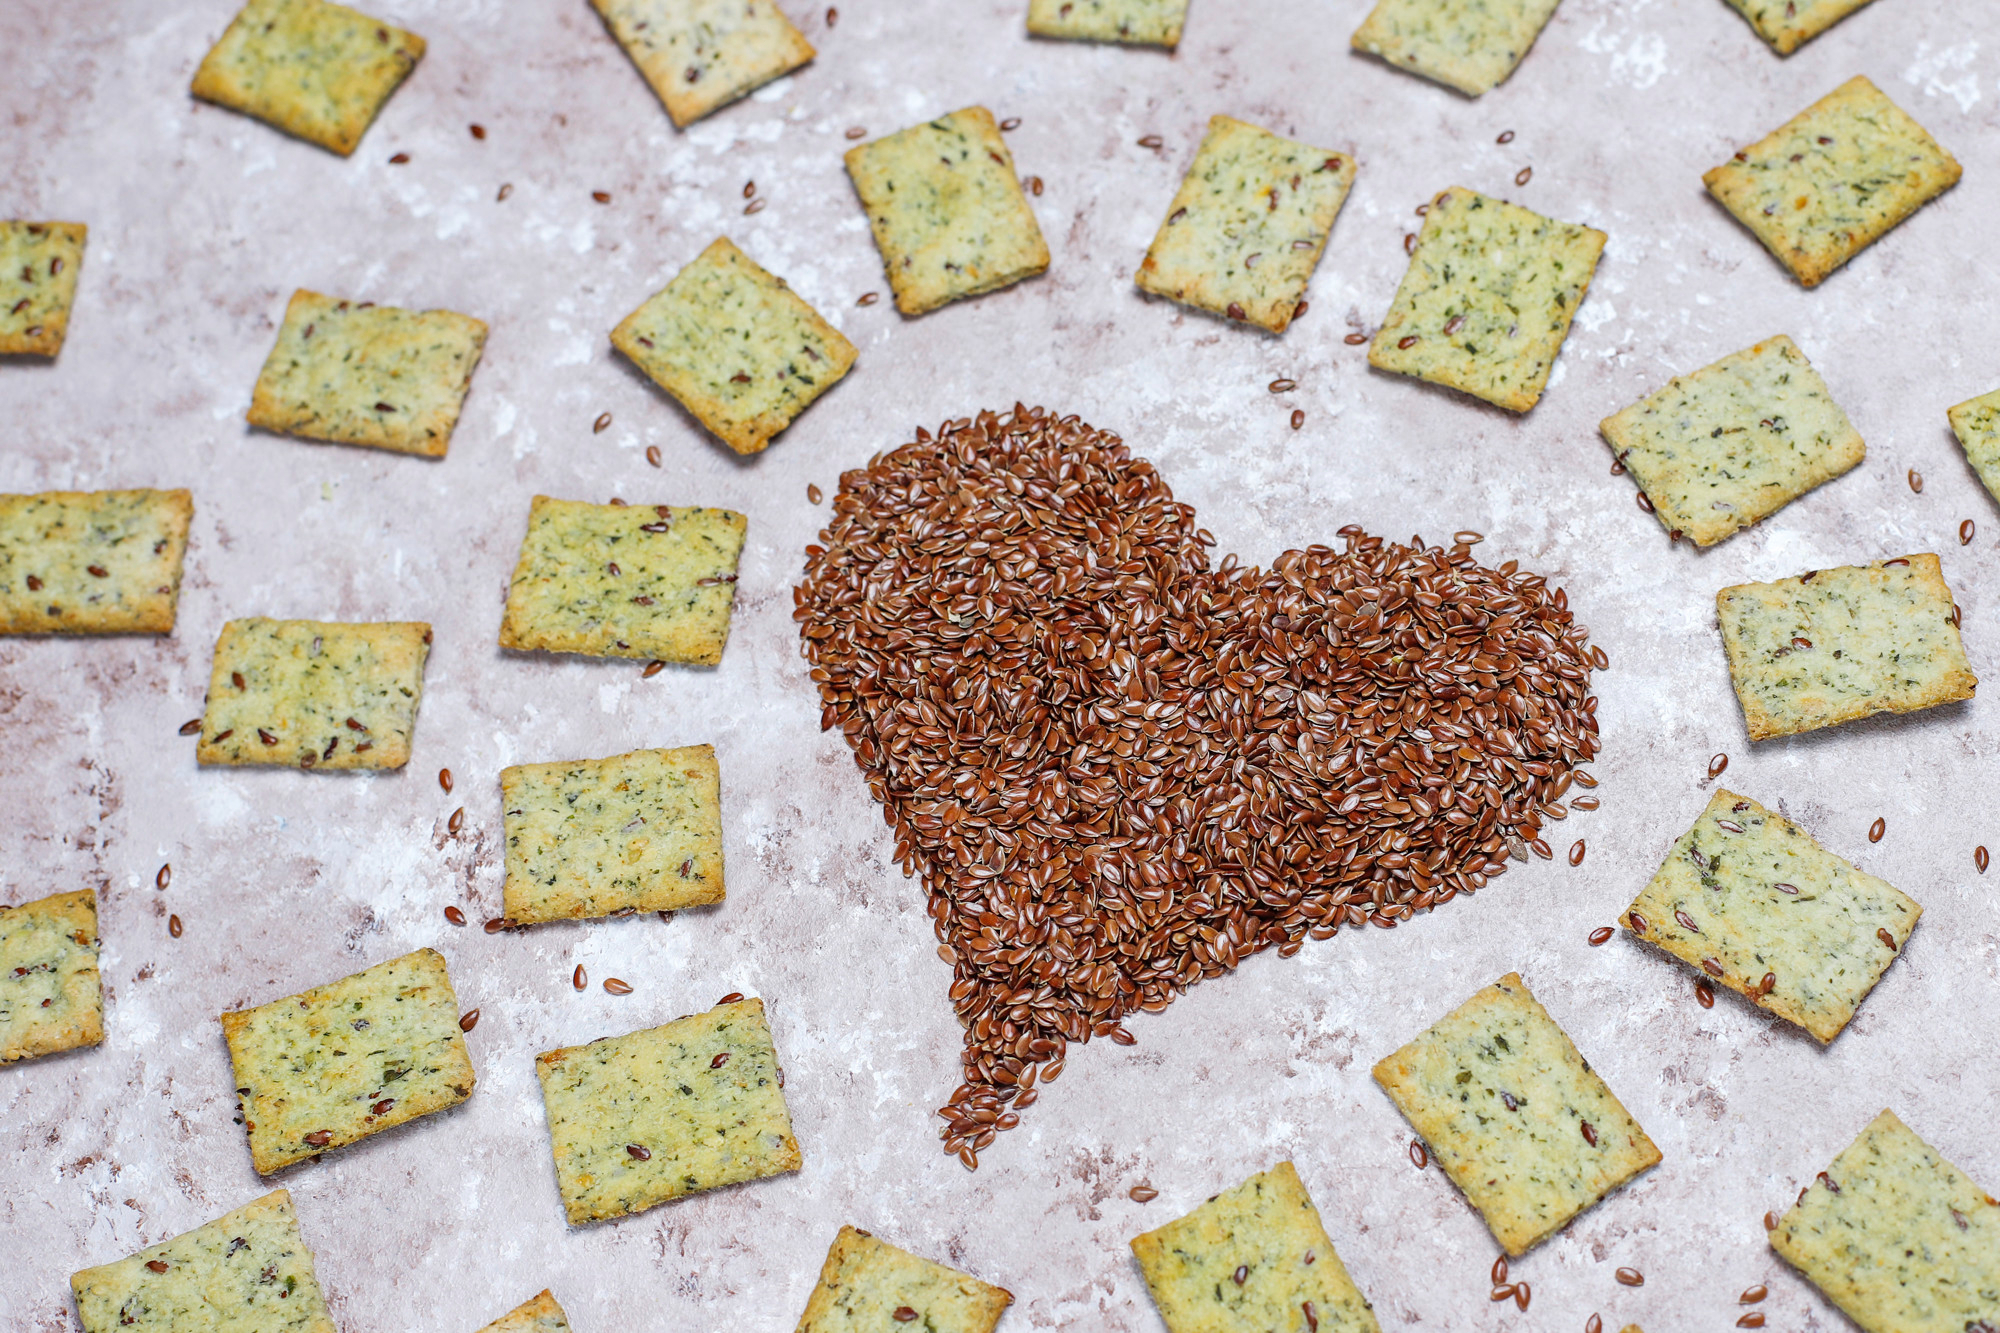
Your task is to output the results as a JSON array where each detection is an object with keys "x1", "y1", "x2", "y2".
[{"x1": 796, "y1": 406, "x2": 1599, "y2": 1166}]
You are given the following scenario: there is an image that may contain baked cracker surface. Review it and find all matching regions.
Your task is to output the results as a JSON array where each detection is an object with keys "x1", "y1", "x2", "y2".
[
  {"x1": 1948, "y1": 388, "x2": 2000, "y2": 511},
  {"x1": 190, "y1": 0, "x2": 424, "y2": 156},
  {"x1": 0, "y1": 489, "x2": 194, "y2": 635},
  {"x1": 590, "y1": 0, "x2": 814, "y2": 128},
  {"x1": 478, "y1": 1290, "x2": 573, "y2": 1333},
  {"x1": 796, "y1": 1225, "x2": 1014, "y2": 1333},
  {"x1": 1720, "y1": 0, "x2": 1876, "y2": 55},
  {"x1": 0, "y1": 889, "x2": 103, "y2": 1064},
  {"x1": 1026, "y1": 0, "x2": 1188, "y2": 47},
  {"x1": 1351, "y1": 0, "x2": 1563, "y2": 97},
  {"x1": 0, "y1": 221, "x2": 86, "y2": 356},
  {"x1": 198, "y1": 618, "x2": 431, "y2": 769}
]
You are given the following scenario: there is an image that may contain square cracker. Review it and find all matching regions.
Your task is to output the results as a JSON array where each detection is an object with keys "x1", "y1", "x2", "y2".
[
  {"x1": 1372, "y1": 972, "x2": 1660, "y2": 1256},
  {"x1": 797, "y1": 1225, "x2": 1014, "y2": 1333},
  {"x1": 1624, "y1": 790, "x2": 1920, "y2": 1043},
  {"x1": 0, "y1": 489, "x2": 194, "y2": 635},
  {"x1": 1720, "y1": 0, "x2": 1876, "y2": 55},
  {"x1": 845, "y1": 108, "x2": 1050, "y2": 316},
  {"x1": 0, "y1": 889, "x2": 103, "y2": 1065},
  {"x1": 499, "y1": 496, "x2": 746, "y2": 665},
  {"x1": 1026, "y1": 0, "x2": 1188, "y2": 48},
  {"x1": 70, "y1": 1189, "x2": 337, "y2": 1333},
  {"x1": 0, "y1": 221, "x2": 86, "y2": 356},
  {"x1": 478, "y1": 1290, "x2": 573, "y2": 1333},
  {"x1": 1129, "y1": 1162, "x2": 1381, "y2": 1333},
  {"x1": 1368, "y1": 186, "x2": 1604, "y2": 413},
  {"x1": 502, "y1": 744, "x2": 726, "y2": 924},
  {"x1": 1134, "y1": 116, "x2": 1358, "y2": 336},
  {"x1": 1601, "y1": 335, "x2": 1864, "y2": 547},
  {"x1": 191, "y1": 0, "x2": 425, "y2": 156},
  {"x1": 247, "y1": 290, "x2": 488, "y2": 458},
  {"x1": 1716, "y1": 554, "x2": 1976, "y2": 740},
  {"x1": 611, "y1": 237, "x2": 856, "y2": 456},
  {"x1": 1351, "y1": 0, "x2": 1563, "y2": 97},
  {"x1": 1772, "y1": 1109, "x2": 2000, "y2": 1333},
  {"x1": 1948, "y1": 388, "x2": 2000, "y2": 511},
  {"x1": 221, "y1": 947, "x2": 475, "y2": 1175},
  {"x1": 590, "y1": 0, "x2": 814, "y2": 129},
  {"x1": 198, "y1": 618, "x2": 430, "y2": 770},
  {"x1": 534, "y1": 997, "x2": 800, "y2": 1224},
  {"x1": 1703, "y1": 76, "x2": 1961, "y2": 289}
]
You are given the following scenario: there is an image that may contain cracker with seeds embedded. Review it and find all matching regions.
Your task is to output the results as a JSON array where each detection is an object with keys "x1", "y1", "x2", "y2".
[
  {"x1": 221, "y1": 948, "x2": 474, "y2": 1175},
  {"x1": 1130, "y1": 1162, "x2": 1381, "y2": 1333},
  {"x1": 1026, "y1": 0, "x2": 1187, "y2": 47},
  {"x1": 535, "y1": 997, "x2": 799, "y2": 1224},
  {"x1": 1372, "y1": 972, "x2": 1660, "y2": 1256},
  {"x1": 1624, "y1": 790, "x2": 1919, "y2": 1043},
  {"x1": 1716, "y1": 554, "x2": 1975, "y2": 740},
  {"x1": 198, "y1": 618, "x2": 430, "y2": 769},
  {"x1": 1720, "y1": 0, "x2": 1876, "y2": 55},
  {"x1": 590, "y1": 0, "x2": 814, "y2": 128},
  {"x1": 611, "y1": 238, "x2": 855, "y2": 456},
  {"x1": 191, "y1": 0, "x2": 425, "y2": 156},
  {"x1": 1134, "y1": 116, "x2": 1357, "y2": 335},
  {"x1": 1369, "y1": 187, "x2": 1604, "y2": 412},
  {"x1": 1949, "y1": 388, "x2": 2000, "y2": 511},
  {"x1": 1703, "y1": 76, "x2": 1960, "y2": 289},
  {"x1": 71, "y1": 1190, "x2": 336, "y2": 1333},
  {"x1": 798, "y1": 1225, "x2": 1014, "y2": 1333},
  {"x1": 0, "y1": 889, "x2": 103, "y2": 1065},
  {"x1": 1350, "y1": 0, "x2": 1562, "y2": 97},
  {"x1": 1601, "y1": 335, "x2": 1864, "y2": 546},
  {"x1": 845, "y1": 108, "x2": 1050, "y2": 316},
  {"x1": 478, "y1": 1290, "x2": 572, "y2": 1333},
  {"x1": 247, "y1": 290, "x2": 487, "y2": 458},
  {"x1": 0, "y1": 221, "x2": 86, "y2": 356},
  {"x1": 0, "y1": 489, "x2": 194, "y2": 635},
  {"x1": 1772, "y1": 1110, "x2": 2000, "y2": 1333},
  {"x1": 499, "y1": 497, "x2": 746, "y2": 665}
]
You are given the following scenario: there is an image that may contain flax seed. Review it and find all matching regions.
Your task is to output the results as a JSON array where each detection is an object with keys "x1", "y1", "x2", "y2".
[
  {"x1": 169, "y1": 914, "x2": 183, "y2": 938},
  {"x1": 445, "y1": 906, "x2": 466, "y2": 926},
  {"x1": 1409, "y1": 1139, "x2": 1428, "y2": 1169},
  {"x1": 1869, "y1": 816, "x2": 1885, "y2": 842},
  {"x1": 604, "y1": 978, "x2": 633, "y2": 994},
  {"x1": 1129, "y1": 1184, "x2": 1158, "y2": 1201},
  {"x1": 1615, "y1": 1267, "x2": 1643, "y2": 1286},
  {"x1": 459, "y1": 1009, "x2": 480, "y2": 1031}
]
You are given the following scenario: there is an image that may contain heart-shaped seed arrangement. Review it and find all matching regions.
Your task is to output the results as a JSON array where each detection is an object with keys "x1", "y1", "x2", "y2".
[{"x1": 797, "y1": 406, "x2": 1599, "y2": 1167}]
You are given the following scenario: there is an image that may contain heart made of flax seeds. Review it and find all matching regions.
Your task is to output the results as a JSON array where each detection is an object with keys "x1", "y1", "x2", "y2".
[{"x1": 797, "y1": 407, "x2": 1599, "y2": 1166}]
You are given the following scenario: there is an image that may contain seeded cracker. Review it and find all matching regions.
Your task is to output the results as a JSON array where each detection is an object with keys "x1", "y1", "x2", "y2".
[
  {"x1": 0, "y1": 889, "x2": 103, "y2": 1064},
  {"x1": 1772, "y1": 1109, "x2": 2000, "y2": 1332},
  {"x1": 1372, "y1": 973, "x2": 1660, "y2": 1256},
  {"x1": 477, "y1": 1290, "x2": 573, "y2": 1333},
  {"x1": 1948, "y1": 388, "x2": 2000, "y2": 511},
  {"x1": 1716, "y1": 554, "x2": 1975, "y2": 740},
  {"x1": 500, "y1": 496, "x2": 746, "y2": 664},
  {"x1": 190, "y1": 0, "x2": 425, "y2": 156},
  {"x1": 797, "y1": 1225, "x2": 1014, "y2": 1333},
  {"x1": 1129, "y1": 1162, "x2": 1381, "y2": 1333},
  {"x1": 1720, "y1": 0, "x2": 1877, "y2": 55},
  {"x1": 1134, "y1": 116, "x2": 1358, "y2": 336},
  {"x1": 1601, "y1": 335, "x2": 1863, "y2": 546},
  {"x1": 199, "y1": 618, "x2": 430, "y2": 769},
  {"x1": 1625, "y1": 790, "x2": 1919, "y2": 1043},
  {"x1": 611, "y1": 238, "x2": 855, "y2": 456},
  {"x1": 1369, "y1": 187, "x2": 1604, "y2": 413},
  {"x1": 535, "y1": 997, "x2": 800, "y2": 1224},
  {"x1": 221, "y1": 948, "x2": 475, "y2": 1175},
  {"x1": 247, "y1": 290, "x2": 487, "y2": 458},
  {"x1": 1703, "y1": 76, "x2": 1960, "y2": 289},
  {"x1": 1350, "y1": 0, "x2": 1563, "y2": 97},
  {"x1": 845, "y1": 108, "x2": 1050, "y2": 316},
  {"x1": 590, "y1": 0, "x2": 814, "y2": 128},
  {"x1": 0, "y1": 489, "x2": 194, "y2": 635},
  {"x1": 1026, "y1": 0, "x2": 1188, "y2": 48},
  {"x1": 0, "y1": 221, "x2": 86, "y2": 356},
  {"x1": 502, "y1": 745, "x2": 725, "y2": 924}
]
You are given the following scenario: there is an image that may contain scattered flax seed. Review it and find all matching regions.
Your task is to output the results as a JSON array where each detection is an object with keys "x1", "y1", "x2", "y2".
[
  {"x1": 484, "y1": 917, "x2": 507, "y2": 934},
  {"x1": 178, "y1": 718, "x2": 202, "y2": 736},
  {"x1": 1000, "y1": 117, "x2": 1022, "y2": 131},
  {"x1": 1404, "y1": 233, "x2": 1417, "y2": 254},
  {"x1": 745, "y1": 197, "x2": 766, "y2": 215},
  {"x1": 858, "y1": 291, "x2": 880, "y2": 306},
  {"x1": 1708, "y1": 753, "x2": 1729, "y2": 779},
  {"x1": 1735, "y1": 1316, "x2": 1765, "y2": 1329},
  {"x1": 1869, "y1": 816, "x2": 1885, "y2": 843},
  {"x1": 1531, "y1": 838, "x2": 1553, "y2": 860},
  {"x1": 892, "y1": 1311, "x2": 917, "y2": 1324},
  {"x1": 1497, "y1": 130, "x2": 1516, "y2": 144},
  {"x1": 1909, "y1": 468, "x2": 1923, "y2": 493},
  {"x1": 1962, "y1": 519, "x2": 1976, "y2": 545},
  {"x1": 846, "y1": 126, "x2": 867, "y2": 139},
  {"x1": 1491, "y1": 1257, "x2": 1508, "y2": 1286},
  {"x1": 642, "y1": 660, "x2": 665, "y2": 678},
  {"x1": 1513, "y1": 1283, "x2": 1530, "y2": 1311},
  {"x1": 1636, "y1": 491, "x2": 1655, "y2": 513},
  {"x1": 626, "y1": 1143, "x2": 650, "y2": 1160},
  {"x1": 156, "y1": 864, "x2": 172, "y2": 890},
  {"x1": 1515, "y1": 167, "x2": 1533, "y2": 186},
  {"x1": 470, "y1": 123, "x2": 486, "y2": 139},
  {"x1": 594, "y1": 412, "x2": 612, "y2": 434},
  {"x1": 646, "y1": 445, "x2": 662, "y2": 467},
  {"x1": 1763, "y1": 1211, "x2": 1780, "y2": 1231},
  {"x1": 1027, "y1": 175, "x2": 1044, "y2": 196},
  {"x1": 1877, "y1": 927, "x2": 1897, "y2": 951},
  {"x1": 1586, "y1": 1316, "x2": 1603, "y2": 1333},
  {"x1": 1344, "y1": 332, "x2": 1368, "y2": 345},
  {"x1": 1292, "y1": 300, "x2": 1308, "y2": 319},
  {"x1": 1489, "y1": 1285, "x2": 1515, "y2": 1302},
  {"x1": 1615, "y1": 1267, "x2": 1644, "y2": 1287},
  {"x1": 1588, "y1": 926, "x2": 1613, "y2": 946},
  {"x1": 459, "y1": 1009, "x2": 480, "y2": 1032},
  {"x1": 169, "y1": 914, "x2": 183, "y2": 938},
  {"x1": 496, "y1": 183, "x2": 513, "y2": 201},
  {"x1": 1695, "y1": 980, "x2": 1715, "y2": 1007},
  {"x1": 825, "y1": 5, "x2": 837, "y2": 23},
  {"x1": 1409, "y1": 1139, "x2": 1428, "y2": 1169},
  {"x1": 146, "y1": 1261, "x2": 169, "y2": 1273},
  {"x1": 1138, "y1": 135, "x2": 1163, "y2": 150},
  {"x1": 592, "y1": 190, "x2": 611, "y2": 204},
  {"x1": 1290, "y1": 410, "x2": 1305, "y2": 431},
  {"x1": 1759, "y1": 972, "x2": 1776, "y2": 995},
  {"x1": 1740, "y1": 1285, "x2": 1767, "y2": 1303},
  {"x1": 719, "y1": 992, "x2": 745, "y2": 1004},
  {"x1": 1129, "y1": 1184, "x2": 1158, "y2": 1202},
  {"x1": 1977, "y1": 846, "x2": 1989, "y2": 873},
  {"x1": 445, "y1": 906, "x2": 466, "y2": 926},
  {"x1": 572, "y1": 964, "x2": 587, "y2": 990},
  {"x1": 1572, "y1": 795, "x2": 1600, "y2": 811},
  {"x1": 1568, "y1": 840, "x2": 1586, "y2": 866},
  {"x1": 1590, "y1": 645, "x2": 1609, "y2": 670},
  {"x1": 1397, "y1": 334, "x2": 1418, "y2": 349},
  {"x1": 1269, "y1": 378, "x2": 1297, "y2": 393},
  {"x1": 1610, "y1": 457, "x2": 1626, "y2": 475},
  {"x1": 710, "y1": 1051, "x2": 731, "y2": 1068},
  {"x1": 808, "y1": 483, "x2": 824, "y2": 504},
  {"x1": 448, "y1": 807, "x2": 465, "y2": 834},
  {"x1": 389, "y1": 151, "x2": 409, "y2": 164},
  {"x1": 604, "y1": 978, "x2": 633, "y2": 995},
  {"x1": 439, "y1": 768, "x2": 453, "y2": 793},
  {"x1": 743, "y1": 180, "x2": 756, "y2": 199}
]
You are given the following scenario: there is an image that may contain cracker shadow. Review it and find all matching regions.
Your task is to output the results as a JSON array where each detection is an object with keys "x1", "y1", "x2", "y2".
[
  {"x1": 495, "y1": 644, "x2": 719, "y2": 676},
  {"x1": 1748, "y1": 698, "x2": 1973, "y2": 754},
  {"x1": 605, "y1": 348, "x2": 848, "y2": 473}
]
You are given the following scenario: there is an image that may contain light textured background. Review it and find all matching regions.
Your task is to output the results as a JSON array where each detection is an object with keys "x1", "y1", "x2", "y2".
[{"x1": 3, "y1": 1, "x2": 1998, "y2": 1329}]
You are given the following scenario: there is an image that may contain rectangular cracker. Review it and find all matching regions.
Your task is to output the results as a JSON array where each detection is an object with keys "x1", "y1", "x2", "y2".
[
  {"x1": 1703, "y1": 76, "x2": 1961, "y2": 289},
  {"x1": 0, "y1": 889, "x2": 103, "y2": 1064},
  {"x1": 1716, "y1": 554, "x2": 1976, "y2": 740},
  {"x1": 478, "y1": 1290, "x2": 572, "y2": 1333},
  {"x1": 220, "y1": 947, "x2": 474, "y2": 1175},
  {"x1": 1720, "y1": 0, "x2": 1876, "y2": 55},
  {"x1": 590, "y1": 0, "x2": 814, "y2": 129},
  {"x1": 247, "y1": 290, "x2": 487, "y2": 458},
  {"x1": 1129, "y1": 1162, "x2": 1381, "y2": 1333},
  {"x1": 1948, "y1": 388, "x2": 2000, "y2": 510},
  {"x1": 499, "y1": 497, "x2": 746, "y2": 664},
  {"x1": 1026, "y1": 0, "x2": 1187, "y2": 47},
  {"x1": 0, "y1": 489, "x2": 194, "y2": 635},
  {"x1": 1369, "y1": 186, "x2": 1604, "y2": 412},
  {"x1": 191, "y1": 0, "x2": 425, "y2": 156},
  {"x1": 1772, "y1": 1110, "x2": 2000, "y2": 1333},
  {"x1": 1372, "y1": 972, "x2": 1660, "y2": 1256},
  {"x1": 611, "y1": 237, "x2": 856, "y2": 456},
  {"x1": 535, "y1": 997, "x2": 800, "y2": 1224},
  {"x1": 1134, "y1": 116, "x2": 1357, "y2": 335},
  {"x1": 1600, "y1": 335, "x2": 1864, "y2": 547},
  {"x1": 70, "y1": 1189, "x2": 337, "y2": 1333},
  {"x1": 0, "y1": 221, "x2": 86, "y2": 356},
  {"x1": 798, "y1": 1225, "x2": 1014, "y2": 1333},
  {"x1": 1624, "y1": 790, "x2": 1920, "y2": 1043},
  {"x1": 198, "y1": 618, "x2": 430, "y2": 769},
  {"x1": 1351, "y1": 0, "x2": 1562, "y2": 97},
  {"x1": 845, "y1": 108, "x2": 1050, "y2": 316},
  {"x1": 502, "y1": 744, "x2": 725, "y2": 924}
]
